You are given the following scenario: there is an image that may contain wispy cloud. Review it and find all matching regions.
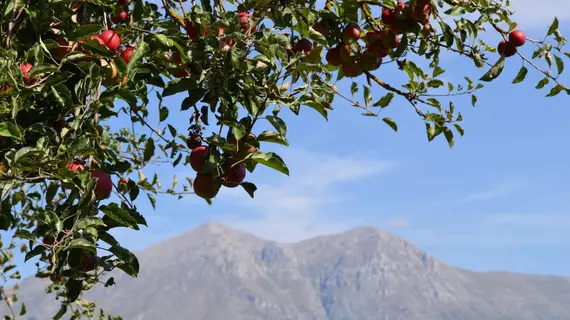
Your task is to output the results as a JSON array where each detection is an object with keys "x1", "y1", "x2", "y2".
[
  {"x1": 215, "y1": 148, "x2": 397, "y2": 243},
  {"x1": 456, "y1": 178, "x2": 529, "y2": 205}
]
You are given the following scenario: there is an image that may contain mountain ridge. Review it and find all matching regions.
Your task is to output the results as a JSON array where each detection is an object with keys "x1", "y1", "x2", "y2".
[{"x1": 7, "y1": 223, "x2": 570, "y2": 320}]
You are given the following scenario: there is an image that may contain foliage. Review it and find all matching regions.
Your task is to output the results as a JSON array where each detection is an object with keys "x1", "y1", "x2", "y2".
[{"x1": 0, "y1": 0, "x2": 567, "y2": 318}]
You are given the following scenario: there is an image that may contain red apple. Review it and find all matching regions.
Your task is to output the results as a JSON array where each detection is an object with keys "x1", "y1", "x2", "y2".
[
  {"x1": 365, "y1": 30, "x2": 381, "y2": 44},
  {"x1": 367, "y1": 42, "x2": 388, "y2": 58},
  {"x1": 293, "y1": 39, "x2": 314, "y2": 55},
  {"x1": 186, "y1": 135, "x2": 201, "y2": 149},
  {"x1": 53, "y1": 119, "x2": 67, "y2": 133},
  {"x1": 100, "y1": 30, "x2": 121, "y2": 51},
  {"x1": 343, "y1": 23, "x2": 361, "y2": 41},
  {"x1": 509, "y1": 30, "x2": 526, "y2": 47},
  {"x1": 379, "y1": 30, "x2": 397, "y2": 48},
  {"x1": 193, "y1": 174, "x2": 221, "y2": 199},
  {"x1": 120, "y1": 45, "x2": 135, "y2": 63},
  {"x1": 43, "y1": 235, "x2": 55, "y2": 246},
  {"x1": 172, "y1": 68, "x2": 189, "y2": 78},
  {"x1": 185, "y1": 21, "x2": 208, "y2": 40},
  {"x1": 498, "y1": 40, "x2": 517, "y2": 57},
  {"x1": 237, "y1": 12, "x2": 255, "y2": 33},
  {"x1": 223, "y1": 163, "x2": 246, "y2": 188},
  {"x1": 339, "y1": 43, "x2": 352, "y2": 62},
  {"x1": 341, "y1": 60, "x2": 362, "y2": 78},
  {"x1": 20, "y1": 63, "x2": 33, "y2": 84},
  {"x1": 326, "y1": 46, "x2": 343, "y2": 66},
  {"x1": 111, "y1": 10, "x2": 128, "y2": 24},
  {"x1": 361, "y1": 52, "x2": 382, "y2": 71},
  {"x1": 68, "y1": 161, "x2": 85, "y2": 172},
  {"x1": 79, "y1": 253, "x2": 97, "y2": 272},
  {"x1": 91, "y1": 171, "x2": 113, "y2": 199},
  {"x1": 382, "y1": 9, "x2": 397, "y2": 26},
  {"x1": 52, "y1": 36, "x2": 70, "y2": 61},
  {"x1": 173, "y1": 51, "x2": 183, "y2": 65},
  {"x1": 190, "y1": 145, "x2": 208, "y2": 172}
]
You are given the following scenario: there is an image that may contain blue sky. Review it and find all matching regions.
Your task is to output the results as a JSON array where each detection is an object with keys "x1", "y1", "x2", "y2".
[{"x1": 12, "y1": 0, "x2": 570, "y2": 279}]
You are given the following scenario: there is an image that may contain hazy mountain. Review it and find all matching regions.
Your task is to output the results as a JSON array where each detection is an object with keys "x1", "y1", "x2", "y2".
[{"x1": 9, "y1": 223, "x2": 570, "y2": 319}]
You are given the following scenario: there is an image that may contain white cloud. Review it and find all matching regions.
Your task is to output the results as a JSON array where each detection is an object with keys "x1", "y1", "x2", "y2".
[
  {"x1": 215, "y1": 148, "x2": 396, "y2": 243},
  {"x1": 508, "y1": 0, "x2": 570, "y2": 29},
  {"x1": 385, "y1": 217, "x2": 410, "y2": 228},
  {"x1": 457, "y1": 178, "x2": 529, "y2": 205}
]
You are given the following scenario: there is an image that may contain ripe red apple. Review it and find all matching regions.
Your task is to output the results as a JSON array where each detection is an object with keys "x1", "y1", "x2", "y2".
[
  {"x1": 343, "y1": 23, "x2": 361, "y2": 42},
  {"x1": 509, "y1": 30, "x2": 526, "y2": 47},
  {"x1": 498, "y1": 40, "x2": 517, "y2": 57},
  {"x1": 0, "y1": 137, "x2": 6, "y2": 148},
  {"x1": 365, "y1": 30, "x2": 381, "y2": 44},
  {"x1": 172, "y1": 68, "x2": 189, "y2": 78},
  {"x1": 120, "y1": 45, "x2": 135, "y2": 63},
  {"x1": 52, "y1": 36, "x2": 71, "y2": 61},
  {"x1": 53, "y1": 119, "x2": 67, "y2": 133},
  {"x1": 91, "y1": 171, "x2": 113, "y2": 199},
  {"x1": 411, "y1": 0, "x2": 431, "y2": 24},
  {"x1": 50, "y1": 274, "x2": 65, "y2": 283},
  {"x1": 20, "y1": 63, "x2": 33, "y2": 84},
  {"x1": 237, "y1": 12, "x2": 256, "y2": 33},
  {"x1": 223, "y1": 163, "x2": 246, "y2": 188},
  {"x1": 173, "y1": 51, "x2": 183, "y2": 65},
  {"x1": 68, "y1": 161, "x2": 85, "y2": 172},
  {"x1": 186, "y1": 135, "x2": 201, "y2": 149},
  {"x1": 185, "y1": 21, "x2": 208, "y2": 40},
  {"x1": 111, "y1": 10, "x2": 128, "y2": 24},
  {"x1": 326, "y1": 46, "x2": 343, "y2": 66},
  {"x1": 79, "y1": 253, "x2": 97, "y2": 272},
  {"x1": 382, "y1": 9, "x2": 397, "y2": 26},
  {"x1": 341, "y1": 60, "x2": 362, "y2": 78},
  {"x1": 293, "y1": 39, "x2": 314, "y2": 55},
  {"x1": 193, "y1": 173, "x2": 221, "y2": 199},
  {"x1": 190, "y1": 145, "x2": 208, "y2": 172},
  {"x1": 339, "y1": 43, "x2": 356, "y2": 62},
  {"x1": 367, "y1": 42, "x2": 389, "y2": 58},
  {"x1": 361, "y1": 52, "x2": 382, "y2": 71},
  {"x1": 100, "y1": 30, "x2": 121, "y2": 51},
  {"x1": 380, "y1": 30, "x2": 398, "y2": 48},
  {"x1": 43, "y1": 235, "x2": 55, "y2": 246},
  {"x1": 116, "y1": 0, "x2": 130, "y2": 6}
]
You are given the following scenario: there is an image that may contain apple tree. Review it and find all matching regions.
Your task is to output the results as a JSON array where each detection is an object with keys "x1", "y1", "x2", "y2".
[{"x1": 0, "y1": 0, "x2": 568, "y2": 318}]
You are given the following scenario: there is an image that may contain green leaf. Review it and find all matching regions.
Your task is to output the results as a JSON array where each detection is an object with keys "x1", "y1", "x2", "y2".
[
  {"x1": 163, "y1": 78, "x2": 195, "y2": 97},
  {"x1": 382, "y1": 118, "x2": 398, "y2": 132},
  {"x1": 426, "y1": 123, "x2": 436, "y2": 141},
  {"x1": 0, "y1": 122, "x2": 23, "y2": 140},
  {"x1": 126, "y1": 41, "x2": 149, "y2": 75},
  {"x1": 536, "y1": 77, "x2": 550, "y2": 89},
  {"x1": 143, "y1": 138, "x2": 155, "y2": 162},
  {"x1": 454, "y1": 124, "x2": 465, "y2": 136},
  {"x1": 555, "y1": 55, "x2": 564, "y2": 75},
  {"x1": 29, "y1": 63, "x2": 59, "y2": 79},
  {"x1": 433, "y1": 66, "x2": 446, "y2": 77},
  {"x1": 442, "y1": 127, "x2": 454, "y2": 148},
  {"x1": 250, "y1": 152, "x2": 289, "y2": 176},
  {"x1": 479, "y1": 56, "x2": 505, "y2": 82},
  {"x1": 512, "y1": 66, "x2": 528, "y2": 84},
  {"x1": 147, "y1": 193, "x2": 156, "y2": 209},
  {"x1": 240, "y1": 182, "x2": 257, "y2": 198},
  {"x1": 351, "y1": 82, "x2": 358, "y2": 96},
  {"x1": 159, "y1": 107, "x2": 169, "y2": 122},
  {"x1": 427, "y1": 79, "x2": 444, "y2": 88},
  {"x1": 24, "y1": 245, "x2": 46, "y2": 262},
  {"x1": 117, "y1": 88, "x2": 138, "y2": 108},
  {"x1": 52, "y1": 304, "x2": 68, "y2": 320},
  {"x1": 265, "y1": 116, "x2": 287, "y2": 136},
  {"x1": 373, "y1": 93, "x2": 394, "y2": 108},
  {"x1": 546, "y1": 85, "x2": 564, "y2": 97},
  {"x1": 68, "y1": 238, "x2": 96, "y2": 253},
  {"x1": 547, "y1": 17, "x2": 559, "y2": 36},
  {"x1": 109, "y1": 246, "x2": 139, "y2": 277},
  {"x1": 65, "y1": 279, "x2": 83, "y2": 302},
  {"x1": 69, "y1": 24, "x2": 102, "y2": 39},
  {"x1": 52, "y1": 84, "x2": 73, "y2": 107},
  {"x1": 257, "y1": 131, "x2": 288, "y2": 146},
  {"x1": 75, "y1": 217, "x2": 105, "y2": 230},
  {"x1": 471, "y1": 94, "x2": 477, "y2": 107},
  {"x1": 363, "y1": 86, "x2": 372, "y2": 106},
  {"x1": 100, "y1": 203, "x2": 139, "y2": 229}
]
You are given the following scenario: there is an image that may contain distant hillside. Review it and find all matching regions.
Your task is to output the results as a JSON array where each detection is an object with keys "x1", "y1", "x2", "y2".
[{"x1": 7, "y1": 223, "x2": 570, "y2": 319}]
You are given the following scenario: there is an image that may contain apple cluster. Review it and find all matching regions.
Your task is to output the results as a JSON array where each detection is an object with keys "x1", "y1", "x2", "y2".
[
  {"x1": 292, "y1": 0, "x2": 434, "y2": 78},
  {"x1": 497, "y1": 29, "x2": 526, "y2": 57},
  {"x1": 187, "y1": 132, "x2": 259, "y2": 199}
]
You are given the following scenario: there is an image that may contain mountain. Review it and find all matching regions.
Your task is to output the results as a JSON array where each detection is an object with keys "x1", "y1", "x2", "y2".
[{"x1": 8, "y1": 223, "x2": 570, "y2": 320}]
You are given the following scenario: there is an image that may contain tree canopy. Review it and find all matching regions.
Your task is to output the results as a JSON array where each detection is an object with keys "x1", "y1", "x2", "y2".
[{"x1": 0, "y1": 0, "x2": 567, "y2": 318}]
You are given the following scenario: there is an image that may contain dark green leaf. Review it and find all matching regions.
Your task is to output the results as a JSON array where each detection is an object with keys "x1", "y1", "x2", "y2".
[
  {"x1": 265, "y1": 116, "x2": 287, "y2": 136},
  {"x1": 382, "y1": 118, "x2": 398, "y2": 132},
  {"x1": 555, "y1": 55, "x2": 564, "y2": 75},
  {"x1": 68, "y1": 238, "x2": 96, "y2": 253},
  {"x1": 240, "y1": 182, "x2": 257, "y2": 198},
  {"x1": 373, "y1": 93, "x2": 394, "y2": 108},
  {"x1": 536, "y1": 77, "x2": 550, "y2": 89},
  {"x1": 109, "y1": 246, "x2": 139, "y2": 277},
  {"x1": 547, "y1": 17, "x2": 559, "y2": 36},
  {"x1": 546, "y1": 85, "x2": 564, "y2": 97},
  {"x1": 100, "y1": 203, "x2": 139, "y2": 229},
  {"x1": 29, "y1": 63, "x2": 59, "y2": 79},
  {"x1": 512, "y1": 66, "x2": 528, "y2": 84},
  {"x1": 250, "y1": 152, "x2": 289, "y2": 175},
  {"x1": 0, "y1": 122, "x2": 23, "y2": 140},
  {"x1": 479, "y1": 57, "x2": 505, "y2": 82},
  {"x1": 143, "y1": 138, "x2": 155, "y2": 162},
  {"x1": 257, "y1": 131, "x2": 288, "y2": 146}
]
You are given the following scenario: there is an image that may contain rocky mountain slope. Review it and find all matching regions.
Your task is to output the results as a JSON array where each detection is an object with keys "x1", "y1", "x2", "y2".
[{"x1": 9, "y1": 223, "x2": 570, "y2": 319}]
